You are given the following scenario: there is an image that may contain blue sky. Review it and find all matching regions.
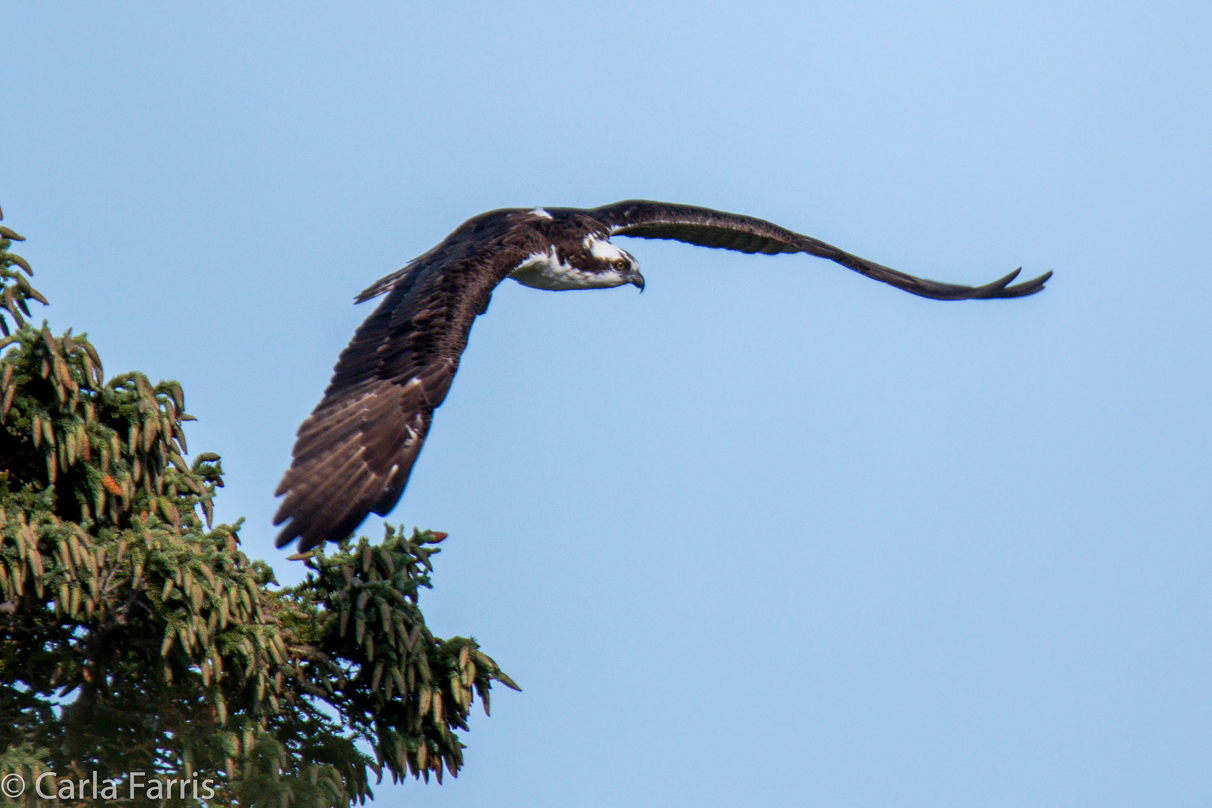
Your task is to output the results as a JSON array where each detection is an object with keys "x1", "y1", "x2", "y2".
[{"x1": 3, "y1": 2, "x2": 1210, "y2": 805}]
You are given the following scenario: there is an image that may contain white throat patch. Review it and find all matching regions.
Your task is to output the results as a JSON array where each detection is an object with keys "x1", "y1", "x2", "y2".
[{"x1": 509, "y1": 244, "x2": 635, "y2": 291}]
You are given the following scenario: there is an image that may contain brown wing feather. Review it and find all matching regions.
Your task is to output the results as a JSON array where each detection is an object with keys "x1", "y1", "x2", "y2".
[
  {"x1": 590, "y1": 200, "x2": 1052, "y2": 300},
  {"x1": 274, "y1": 212, "x2": 533, "y2": 551}
]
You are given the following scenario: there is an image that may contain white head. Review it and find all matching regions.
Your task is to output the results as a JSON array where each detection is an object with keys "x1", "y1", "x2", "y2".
[{"x1": 510, "y1": 234, "x2": 644, "y2": 291}]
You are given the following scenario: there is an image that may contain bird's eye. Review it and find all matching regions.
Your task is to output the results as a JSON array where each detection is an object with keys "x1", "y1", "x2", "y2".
[{"x1": 613, "y1": 259, "x2": 628, "y2": 271}]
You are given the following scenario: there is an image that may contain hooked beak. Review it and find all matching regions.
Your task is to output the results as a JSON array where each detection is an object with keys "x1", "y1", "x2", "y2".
[{"x1": 627, "y1": 271, "x2": 645, "y2": 292}]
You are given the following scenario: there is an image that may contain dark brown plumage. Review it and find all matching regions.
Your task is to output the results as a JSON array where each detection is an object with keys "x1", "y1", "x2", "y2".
[{"x1": 274, "y1": 201, "x2": 1050, "y2": 551}]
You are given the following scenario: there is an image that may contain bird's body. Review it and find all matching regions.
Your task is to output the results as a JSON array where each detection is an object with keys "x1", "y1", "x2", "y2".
[{"x1": 274, "y1": 200, "x2": 1050, "y2": 552}]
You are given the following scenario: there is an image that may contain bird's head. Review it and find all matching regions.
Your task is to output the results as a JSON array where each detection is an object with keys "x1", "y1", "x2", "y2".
[
  {"x1": 586, "y1": 235, "x2": 644, "y2": 290},
  {"x1": 510, "y1": 233, "x2": 645, "y2": 291}
]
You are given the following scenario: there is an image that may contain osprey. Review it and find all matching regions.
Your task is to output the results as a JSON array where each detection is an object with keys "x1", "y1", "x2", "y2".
[{"x1": 274, "y1": 200, "x2": 1050, "y2": 552}]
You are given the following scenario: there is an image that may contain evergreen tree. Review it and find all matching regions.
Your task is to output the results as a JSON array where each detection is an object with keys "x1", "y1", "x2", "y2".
[{"x1": 0, "y1": 207, "x2": 517, "y2": 807}]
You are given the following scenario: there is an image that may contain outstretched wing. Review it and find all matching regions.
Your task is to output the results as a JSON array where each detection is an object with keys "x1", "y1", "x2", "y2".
[
  {"x1": 589, "y1": 200, "x2": 1051, "y2": 300},
  {"x1": 274, "y1": 227, "x2": 526, "y2": 552}
]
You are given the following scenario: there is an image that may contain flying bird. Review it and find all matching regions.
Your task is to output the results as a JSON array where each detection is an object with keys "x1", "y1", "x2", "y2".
[{"x1": 274, "y1": 200, "x2": 1050, "y2": 551}]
